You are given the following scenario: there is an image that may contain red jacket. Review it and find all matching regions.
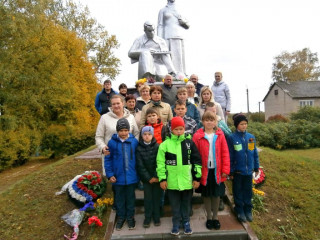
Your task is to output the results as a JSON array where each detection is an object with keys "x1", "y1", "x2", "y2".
[
  {"x1": 146, "y1": 120, "x2": 164, "y2": 144},
  {"x1": 192, "y1": 128, "x2": 230, "y2": 185}
]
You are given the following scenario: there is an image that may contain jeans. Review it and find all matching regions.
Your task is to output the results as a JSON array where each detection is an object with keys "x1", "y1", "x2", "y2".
[
  {"x1": 167, "y1": 189, "x2": 193, "y2": 226},
  {"x1": 232, "y1": 173, "x2": 253, "y2": 215},
  {"x1": 143, "y1": 182, "x2": 162, "y2": 220},
  {"x1": 113, "y1": 183, "x2": 136, "y2": 219}
]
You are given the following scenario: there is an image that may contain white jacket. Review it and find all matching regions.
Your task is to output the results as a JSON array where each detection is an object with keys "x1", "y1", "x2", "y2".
[
  {"x1": 211, "y1": 81, "x2": 231, "y2": 111},
  {"x1": 95, "y1": 108, "x2": 139, "y2": 152}
]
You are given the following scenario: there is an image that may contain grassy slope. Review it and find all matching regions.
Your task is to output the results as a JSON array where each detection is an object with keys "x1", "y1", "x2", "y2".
[
  {"x1": 0, "y1": 147, "x2": 319, "y2": 240},
  {"x1": 250, "y1": 148, "x2": 320, "y2": 240},
  {"x1": 0, "y1": 146, "x2": 111, "y2": 240}
]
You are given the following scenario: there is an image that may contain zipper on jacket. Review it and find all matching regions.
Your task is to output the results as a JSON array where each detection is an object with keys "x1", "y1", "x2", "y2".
[{"x1": 242, "y1": 133, "x2": 248, "y2": 175}]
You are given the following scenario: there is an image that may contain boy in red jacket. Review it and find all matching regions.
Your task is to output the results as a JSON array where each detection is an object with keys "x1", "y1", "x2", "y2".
[{"x1": 193, "y1": 111, "x2": 230, "y2": 230}]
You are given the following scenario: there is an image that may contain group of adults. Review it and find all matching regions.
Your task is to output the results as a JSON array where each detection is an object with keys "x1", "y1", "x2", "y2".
[{"x1": 94, "y1": 72, "x2": 231, "y2": 173}]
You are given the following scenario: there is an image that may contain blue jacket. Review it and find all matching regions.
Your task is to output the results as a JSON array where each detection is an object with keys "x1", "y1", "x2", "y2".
[
  {"x1": 171, "y1": 101, "x2": 200, "y2": 125},
  {"x1": 94, "y1": 88, "x2": 118, "y2": 115},
  {"x1": 104, "y1": 133, "x2": 139, "y2": 185},
  {"x1": 227, "y1": 131, "x2": 259, "y2": 176}
]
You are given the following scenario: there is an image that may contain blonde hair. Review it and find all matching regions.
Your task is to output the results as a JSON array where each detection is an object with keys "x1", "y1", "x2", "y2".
[
  {"x1": 202, "y1": 111, "x2": 218, "y2": 130},
  {"x1": 177, "y1": 87, "x2": 187, "y2": 94},
  {"x1": 199, "y1": 86, "x2": 214, "y2": 105},
  {"x1": 139, "y1": 83, "x2": 150, "y2": 95}
]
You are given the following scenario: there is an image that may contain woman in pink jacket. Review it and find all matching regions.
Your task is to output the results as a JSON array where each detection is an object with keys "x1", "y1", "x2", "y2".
[{"x1": 192, "y1": 111, "x2": 230, "y2": 230}]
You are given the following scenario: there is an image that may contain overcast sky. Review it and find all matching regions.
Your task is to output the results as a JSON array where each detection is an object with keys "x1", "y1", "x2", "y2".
[{"x1": 78, "y1": 0, "x2": 320, "y2": 113}]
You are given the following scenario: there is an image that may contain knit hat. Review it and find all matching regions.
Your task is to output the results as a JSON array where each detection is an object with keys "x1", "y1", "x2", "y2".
[
  {"x1": 141, "y1": 126, "x2": 154, "y2": 136},
  {"x1": 116, "y1": 118, "x2": 130, "y2": 131},
  {"x1": 171, "y1": 116, "x2": 185, "y2": 130},
  {"x1": 233, "y1": 114, "x2": 248, "y2": 128}
]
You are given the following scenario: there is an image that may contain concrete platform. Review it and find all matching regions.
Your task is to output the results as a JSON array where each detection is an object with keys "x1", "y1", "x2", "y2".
[
  {"x1": 105, "y1": 190, "x2": 248, "y2": 240},
  {"x1": 74, "y1": 147, "x2": 101, "y2": 159}
]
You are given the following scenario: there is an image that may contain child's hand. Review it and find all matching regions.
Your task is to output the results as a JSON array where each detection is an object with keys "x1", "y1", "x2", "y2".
[
  {"x1": 160, "y1": 181, "x2": 167, "y2": 190},
  {"x1": 153, "y1": 178, "x2": 159, "y2": 183},
  {"x1": 193, "y1": 181, "x2": 200, "y2": 189},
  {"x1": 109, "y1": 176, "x2": 116, "y2": 183},
  {"x1": 222, "y1": 173, "x2": 228, "y2": 178}
]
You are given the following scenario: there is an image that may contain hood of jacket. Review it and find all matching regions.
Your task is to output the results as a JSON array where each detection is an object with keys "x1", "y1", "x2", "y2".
[{"x1": 107, "y1": 107, "x2": 131, "y2": 119}]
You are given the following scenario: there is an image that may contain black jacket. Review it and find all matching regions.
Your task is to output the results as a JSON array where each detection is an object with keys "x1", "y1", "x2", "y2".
[{"x1": 136, "y1": 137, "x2": 159, "y2": 183}]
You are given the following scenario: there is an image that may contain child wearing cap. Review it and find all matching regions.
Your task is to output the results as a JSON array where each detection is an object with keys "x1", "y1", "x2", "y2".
[
  {"x1": 227, "y1": 114, "x2": 259, "y2": 223},
  {"x1": 144, "y1": 108, "x2": 166, "y2": 144},
  {"x1": 136, "y1": 126, "x2": 162, "y2": 228},
  {"x1": 104, "y1": 118, "x2": 139, "y2": 231},
  {"x1": 156, "y1": 116, "x2": 202, "y2": 236}
]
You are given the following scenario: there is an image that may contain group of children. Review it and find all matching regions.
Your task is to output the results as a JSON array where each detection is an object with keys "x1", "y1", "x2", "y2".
[{"x1": 104, "y1": 102, "x2": 259, "y2": 235}]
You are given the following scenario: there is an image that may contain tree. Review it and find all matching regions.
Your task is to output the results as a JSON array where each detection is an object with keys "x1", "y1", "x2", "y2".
[{"x1": 272, "y1": 48, "x2": 320, "y2": 82}]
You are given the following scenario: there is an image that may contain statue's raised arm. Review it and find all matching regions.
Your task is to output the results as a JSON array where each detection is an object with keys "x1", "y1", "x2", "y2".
[{"x1": 157, "y1": 0, "x2": 189, "y2": 77}]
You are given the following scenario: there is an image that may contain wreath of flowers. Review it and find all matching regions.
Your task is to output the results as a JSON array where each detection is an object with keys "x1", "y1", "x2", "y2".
[
  {"x1": 67, "y1": 171, "x2": 106, "y2": 206},
  {"x1": 253, "y1": 167, "x2": 266, "y2": 187}
]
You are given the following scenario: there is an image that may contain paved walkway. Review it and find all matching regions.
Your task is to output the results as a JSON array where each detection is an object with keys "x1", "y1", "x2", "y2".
[{"x1": 74, "y1": 147, "x2": 101, "y2": 159}]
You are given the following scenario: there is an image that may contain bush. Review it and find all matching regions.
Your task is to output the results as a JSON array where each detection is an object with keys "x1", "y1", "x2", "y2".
[
  {"x1": 290, "y1": 106, "x2": 320, "y2": 123},
  {"x1": 249, "y1": 112, "x2": 265, "y2": 123},
  {"x1": 267, "y1": 114, "x2": 289, "y2": 123}
]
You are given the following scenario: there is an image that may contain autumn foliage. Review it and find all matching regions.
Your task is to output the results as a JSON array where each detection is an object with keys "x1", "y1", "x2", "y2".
[{"x1": 0, "y1": 1, "x2": 117, "y2": 170}]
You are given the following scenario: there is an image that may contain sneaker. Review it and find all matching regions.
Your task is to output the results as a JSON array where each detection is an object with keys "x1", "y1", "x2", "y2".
[
  {"x1": 245, "y1": 212, "x2": 253, "y2": 222},
  {"x1": 127, "y1": 217, "x2": 136, "y2": 230},
  {"x1": 212, "y1": 219, "x2": 221, "y2": 230},
  {"x1": 116, "y1": 218, "x2": 125, "y2": 231},
  {"x1": 171, "y1": 225, "x2": 180, "y2": 236},
  {"x1": 183, "y1": 222, "x2": 193, "y2": 235},
  {"x1": 206, "y1": 220, "x2": 214, "y2": 230},
  {"x1": 237, "y1": 214, "x2": 247, "y2": 223},
  {"x1": 219, "y1": 199, "x2": 225, "y2": 211},
  {"x1": 143, "y1": 218, "x2": 151, "y2": 228},
  {"x1": 154, "y1": 219, "x2": 161, "y2": 226}
]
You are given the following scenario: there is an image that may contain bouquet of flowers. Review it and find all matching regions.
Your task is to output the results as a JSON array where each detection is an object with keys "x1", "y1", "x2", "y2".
[
  {"x1": 67, "y1": 171, "x2": 106, "y2": 207},
  {"x1": 253, "y1": 167, "x2": 266, "y2": 188}
]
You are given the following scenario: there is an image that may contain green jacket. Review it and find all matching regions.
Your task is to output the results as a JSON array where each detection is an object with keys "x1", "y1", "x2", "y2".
[{"x1": 156, "y1": 133, "x2": 202, "y2": 191}]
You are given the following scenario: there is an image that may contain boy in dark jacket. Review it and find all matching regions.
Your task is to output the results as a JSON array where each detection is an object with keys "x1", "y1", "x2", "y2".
[
  {"x1": 136, "y1": 126, "x2": 162, "y2": 228},
  {"x1": 227, "y1": 114, "x2": 259, "y2": 223},
  {"x1": 105, "y1": 118, "x2": 139, "y2": 231}
]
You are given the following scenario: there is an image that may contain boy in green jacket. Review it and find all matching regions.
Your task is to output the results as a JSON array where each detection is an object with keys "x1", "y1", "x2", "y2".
[{"x1": 156, "y1": 116, "x2": 202, "y2": 236}]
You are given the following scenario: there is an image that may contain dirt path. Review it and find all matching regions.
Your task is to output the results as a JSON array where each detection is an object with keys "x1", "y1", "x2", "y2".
[{"x1": 0, "y1": 159, "x2": 55, "y2": 193}]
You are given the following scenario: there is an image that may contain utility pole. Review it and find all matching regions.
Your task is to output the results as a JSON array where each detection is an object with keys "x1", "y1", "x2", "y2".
[
  {"x1": 246, "y1": 87, "x2": 250, "y2": 113},
  {"x1": 258, "y1": 101, "x2": 261, "y2": 119}
]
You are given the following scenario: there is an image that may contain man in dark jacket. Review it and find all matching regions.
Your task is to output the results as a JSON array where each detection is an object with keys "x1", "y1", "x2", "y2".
[
  {"x1": 161, "y1": 74, "x2": 177, "y2": 105},
  {"x1": 95, "y1": 79, "x2": 118, "y2": 115}
]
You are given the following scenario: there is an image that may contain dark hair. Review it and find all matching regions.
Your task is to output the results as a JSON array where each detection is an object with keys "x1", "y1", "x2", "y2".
[
  {"x1": 205, "y1": 102, "x2": 215, "y2": 109},
  {"x1": 146, "y1": 108, "x2": 160, "y2": 116},
  {"x1": 150, "y1": 85, "x2": 163, "y2": 96},
  {"x1": 202, "y1": 111, "x2": 217, "y2": 122},
  {"x1": 125, "y1": 94, "x2": 136, "y2": 102},
  {"x1": 119, "y1": 83, "x2": 127, "y2": 90},
  {"x1": 174, "y1": 99, "x2": 186, "y2": 108},
  {"x1": 103, "y1": 79, "x2": 111, "y2": 85}
]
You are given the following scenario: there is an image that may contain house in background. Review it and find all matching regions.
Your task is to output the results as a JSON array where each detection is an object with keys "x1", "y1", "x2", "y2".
[{"x1": 263, "y1": 81, "x2": 320, "y2": 120}]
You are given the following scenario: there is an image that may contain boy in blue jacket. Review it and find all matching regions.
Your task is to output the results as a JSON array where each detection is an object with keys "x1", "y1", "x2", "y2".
[
  {"x1": 227, "y1": 114, "x2": 259, "y2": 223},
  {"x1": 105, "y1": 118, "x2": 139, "y2": 231}
]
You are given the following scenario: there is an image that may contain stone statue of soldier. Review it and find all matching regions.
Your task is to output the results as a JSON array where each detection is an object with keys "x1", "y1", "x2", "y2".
[
  {"x1": 157, "y1": 0, "x2": 189, "y2": 77},
  {"x1": 128, "y1": 21, "x2": 176, "y2": 82}
]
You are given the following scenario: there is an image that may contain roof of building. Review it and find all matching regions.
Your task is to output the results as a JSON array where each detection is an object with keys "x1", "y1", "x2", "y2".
[{"x1": 263, "y1": 81, "x2": 320, "y2": 101}]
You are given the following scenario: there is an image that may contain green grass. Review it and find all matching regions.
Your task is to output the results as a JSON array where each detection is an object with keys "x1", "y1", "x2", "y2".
[
  {"x1": 0, "y1": 146, "x2": 111, "y2": 240},
  {"x1": 0, "y1": 146, "x2": 319, "y2": 240},
  {"x1": 249, "y1": 148, "x2": 320, "y2": 240}
]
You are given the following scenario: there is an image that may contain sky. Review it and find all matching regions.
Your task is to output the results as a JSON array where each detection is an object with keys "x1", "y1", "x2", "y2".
[{"x1": 78, "y1": 0, "x2": 320, "y2": 113}]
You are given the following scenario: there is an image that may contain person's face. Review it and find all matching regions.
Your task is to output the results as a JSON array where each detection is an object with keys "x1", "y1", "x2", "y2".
[
  {"x1": 215, "y1": 73, "x2": 222, "y2": 82},
  {"x1": 141, "y1": 88, "x2": 150, "y2": 98},
  {"x1": 145, "y1": 26, "x2": 155, "y2": 39},
  {"x1": 151, "y1": 90, "x2": 162, "y2": 101},
  {"x1": 202, "y1": 90, "x2": 211, "y2": 103},
  {"x1": 177, "y1": 92, "x2": 188, "y2": 102},
  {"x1": 118, "y1": 129, "x2": 129, "y2": 139},
  {"x1": 147, "y1": 113, "x2": 158, "y2": 124},
  {"x1": 237, "y1": 121, "x2": 248, "y2": 132},
  {"x1": 172, "y1": 126, "x2": 185, "y2": 136},
  {"x1": 174, "y1": 104, "x2": 187, "y2": 117},
  {"x1": 164, "y1": 76, "x2": 172, "y2": 86},
  {"x1": 190, "y1": 75, "x2": 198, "y2": 85},
  {"x1": 137, "y1": 83, "x2": 143, "y2": 91},
  {"x1": 111, "y1": 98, "x2": 124, "y2": 114},
  {"x1": 186, "y1": 85, "x2": 195, "y2": 95},
  {"x1": 203, "y1": 119, "x2": 217, "y2": 130},
  {"x1": 104, "y1": 82, "x2": 111, "y2": 91},
  {"x1": 119, "y1": 87, "x2": 127, "y2": 95},
  {"x1": 205, "y1": 106, "x2": 216, "y2": 114},
  {"x1": 142, "y1": 132, "x2": 153, "y2": 143},
  {"x1": 126, "y1": 99, "x2": 136, "y2": 110}
]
